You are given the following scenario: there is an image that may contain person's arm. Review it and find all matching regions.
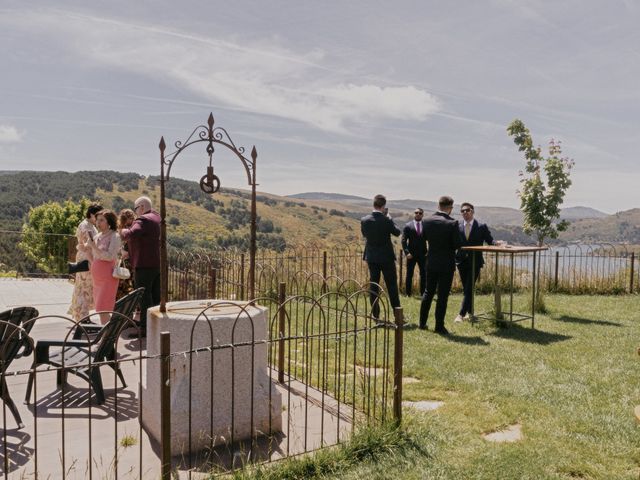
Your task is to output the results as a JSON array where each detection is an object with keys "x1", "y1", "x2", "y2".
[
  {"x1": 90, "y1": 233, "x2": 121, "y2": 261},
  {"x1": 401, "y1": 225, "x2": 411, "y2": 255},
  {"x1": 388, "y1": 218, "x2": 401, "y2": 237},
  {"x1": 451, "y1": 221, "x2": 462, "y2": 250},
  {"x1": 483, "y1": 224, "x2": 495, "y2": 246},
  {"x1": 120, "y1": 218, "x2": 143, "y2": 241}
]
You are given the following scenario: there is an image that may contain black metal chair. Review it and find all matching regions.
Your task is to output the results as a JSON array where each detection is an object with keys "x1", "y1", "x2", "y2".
[
  {"x1": 72, "y1": 287, "x2": 145, "y2": 340},
  {"x1": 0, "y1": 307, "x2": 39, "y2": 428},
  {"x1": 24, "y1": 307, "x2": 136, "y2": 406}
]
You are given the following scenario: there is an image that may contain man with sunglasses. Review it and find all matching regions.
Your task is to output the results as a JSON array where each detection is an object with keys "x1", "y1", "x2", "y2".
[
  {"x1": 401, "y1": 208, "x2": 427, "y2": 296},
  {"x1": 455, "y1": 202, "x2": 495, "y2": 322}
]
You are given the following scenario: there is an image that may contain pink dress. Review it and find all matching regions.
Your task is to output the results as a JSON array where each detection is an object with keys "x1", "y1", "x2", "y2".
[{"x1": 89, "y1": 230, "x2": 122, "y2": 312}]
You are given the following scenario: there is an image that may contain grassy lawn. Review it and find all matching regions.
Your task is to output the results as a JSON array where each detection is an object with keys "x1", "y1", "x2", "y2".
[{"x1": 238, "y1": 294, "x2": 640, "y2": 480}]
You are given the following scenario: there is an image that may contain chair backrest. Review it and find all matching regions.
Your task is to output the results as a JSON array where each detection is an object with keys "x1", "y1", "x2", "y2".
[
  {"x1": 114, "y1": 287, "x2": 145, "y2": 319},
  {"x1": 0, "y1": 307, "x2": 39, "y2": 373},
  {"x1": 92, "y1": 311, "x2": 132, "y2": 363}
]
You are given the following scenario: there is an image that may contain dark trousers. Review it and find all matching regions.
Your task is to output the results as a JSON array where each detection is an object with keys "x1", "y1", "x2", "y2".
[
  {"x1": 134, "y1": 267, "x2": 161, "y2": 329},
  {"x1": 419, "y1": 268, "x2": 455, "y2": 330},
  {"x1": 405, "y1": 255, "x2": 426, "y2": 296},
  {"x1": 457, "y1": 264, "x2": 481, "y2": 316},
  {"x1": 367, "y1": 261, "x2": 400, "y2": 319}
]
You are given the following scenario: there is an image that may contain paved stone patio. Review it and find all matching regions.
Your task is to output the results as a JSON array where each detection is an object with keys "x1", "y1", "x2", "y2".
[{"x1": 0, "y1": 279, "x2": 351, "y2": 479}]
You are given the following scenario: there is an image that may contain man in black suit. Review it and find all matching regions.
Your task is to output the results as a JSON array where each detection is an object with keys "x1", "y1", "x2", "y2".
[
  {"x1": 401, "y1": 208, "x2": 427, "y2": 296},
  {"x1": 455, "y1": 202, "x2": 495, "y2": 322},
  {"x1": 361, "y1": 194, "x2": 401, "y2": 319},
  {"x1": 419, "y1": 196, "x2": 461, "y2": 334}
]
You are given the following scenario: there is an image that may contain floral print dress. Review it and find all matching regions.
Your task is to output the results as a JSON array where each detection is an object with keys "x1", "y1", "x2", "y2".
[{"x1": 67, "y1": 219, "x2": 97, "y2": 320}]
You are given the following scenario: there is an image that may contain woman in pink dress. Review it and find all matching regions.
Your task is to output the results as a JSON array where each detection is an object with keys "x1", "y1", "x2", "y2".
[{"x1": 84, "y1": 210, "x2": 121, "y2": 324}]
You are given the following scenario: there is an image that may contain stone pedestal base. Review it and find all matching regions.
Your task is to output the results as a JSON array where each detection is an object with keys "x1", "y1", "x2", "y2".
[{"x1": 141, "y1": 300, "x2": 282, "y2": 455}]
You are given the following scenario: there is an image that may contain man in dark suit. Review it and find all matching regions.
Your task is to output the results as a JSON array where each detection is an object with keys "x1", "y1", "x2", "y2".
[
  {"x1": 401, "y1": 208, "x2": 427, "y2": 296},
  {"x1": 455, "y1": 202, "x2": 495, "y2": 322},
  {"x1": 419, "y1": 196, "x2": 461, "y2": 334},
  {"x1": 361, "y1": 194, "x2": 401, "y2": 319}
]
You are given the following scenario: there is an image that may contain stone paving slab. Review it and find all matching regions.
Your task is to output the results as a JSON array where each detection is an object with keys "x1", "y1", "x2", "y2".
[
  {"x1": 0, "y1": 278, "x2": 74, "y2": 317},
  {"x1": 482, "y1": 423, "x2": 523, "y2": 443}
]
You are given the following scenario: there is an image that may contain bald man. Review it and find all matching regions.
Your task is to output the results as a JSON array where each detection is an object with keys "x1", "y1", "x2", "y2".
[{"x1": 120, "y1": 196, "x2": 161, "y2": 338}]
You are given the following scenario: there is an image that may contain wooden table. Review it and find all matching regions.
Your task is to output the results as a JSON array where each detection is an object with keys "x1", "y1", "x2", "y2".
[{"x1": 461, "y1": 245, "x2": 548, "y2": 328}]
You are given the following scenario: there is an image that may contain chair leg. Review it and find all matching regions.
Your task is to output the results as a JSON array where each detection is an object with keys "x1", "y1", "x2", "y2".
[
  {"x1": 109, "y1": 363, "x2": 127, "y2": 389},
  {"x1": 56, "y1": 369, "x2": 68, "y2": 387},
  {"x1": 1, "y1": 379, "x2": 24, "y2": 429},
  {"x1": 24, "y1": 362, "x2": 37, "y2": 405},
  {"x1": 90, "y1": 368, "x2": 105, "y2": 405}
]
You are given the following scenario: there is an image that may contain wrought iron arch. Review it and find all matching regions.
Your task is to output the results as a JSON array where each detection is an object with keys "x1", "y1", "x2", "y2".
[{"x1": 159, "y1": 113, "x2": 258, "y2": 311}]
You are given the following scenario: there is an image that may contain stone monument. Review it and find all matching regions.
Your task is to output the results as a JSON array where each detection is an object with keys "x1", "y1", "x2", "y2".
[{"x1": 141, "y1": 300, "x2": 282, "y2": 455}]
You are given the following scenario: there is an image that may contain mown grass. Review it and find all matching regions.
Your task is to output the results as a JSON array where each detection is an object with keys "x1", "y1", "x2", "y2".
[{"x1": 234, "y1": 294, "x2": 640, "y2": 480}]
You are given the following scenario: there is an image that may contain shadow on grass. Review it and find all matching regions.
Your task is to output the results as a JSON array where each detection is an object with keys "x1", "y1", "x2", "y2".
[
  {"x1": 556, "y1": 315, "x2": 622, "y2": 327},
  {"x1": 490, "y1": 323, "x2": 572, "y2": 345},
  {"x1": 444, "y1": 333, "x2": 490, "y2": 346}
]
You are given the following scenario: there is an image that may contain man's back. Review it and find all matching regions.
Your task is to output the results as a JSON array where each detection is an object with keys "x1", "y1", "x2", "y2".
[
  {"x1": 125, "y1": 210, "x2": 161, "y2": 269},
  {"x1": 423, "y1": 212, "x2": 460, "y2": 271},
  {"x1": 361, "y1": 212, "x2": 401, "y2": 264}
]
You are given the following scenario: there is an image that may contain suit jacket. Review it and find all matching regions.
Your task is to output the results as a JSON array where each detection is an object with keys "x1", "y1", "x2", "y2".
[
  {"x1": 361, "y1": 211, "x2": 401, "y2": 264},
  {"x1": 401, "y1": 221, "x2": 427, "y2": 258},
  {"x1": 456, "y1": 219, "x2": 494, "y2": 268},
  {"x1": 423, "y1": 212, "x2": 461, "y2": 272}
]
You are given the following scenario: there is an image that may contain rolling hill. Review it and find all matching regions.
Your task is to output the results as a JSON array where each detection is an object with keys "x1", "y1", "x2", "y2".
[{"x1": 0, "y1": 172, "x2": 636, "y2": 249}]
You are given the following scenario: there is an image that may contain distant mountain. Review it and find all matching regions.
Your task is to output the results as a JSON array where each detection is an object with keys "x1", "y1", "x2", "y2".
[
  {"x1": 288, "y1": 192, "x2": 367, "y2": 201},
  {"x1": 560, "y1": 206, "x2": 609, "y2": 220},
  {"x1": 289, "y1": 192, "x2": 609, "y2": 226},
  {"x1": 0, "y1": 174, "x2": 633, "y2": 248},
  {"x1": 560, "y1": 208, "x2": 640, "y2": 243}
]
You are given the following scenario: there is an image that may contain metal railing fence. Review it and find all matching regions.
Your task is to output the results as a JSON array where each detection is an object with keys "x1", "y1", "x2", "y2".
[{"x1": 1, "y1": 283, "x2": 402, "y2": 479}]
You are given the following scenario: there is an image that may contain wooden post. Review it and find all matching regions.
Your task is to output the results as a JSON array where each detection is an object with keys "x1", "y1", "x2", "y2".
[
  {"x1": 630, "y1": 252, "x2": 635, "y2": 293},
  {"x1": 322, "y1": 251, "x2": 328, "y2": 293},
  {"x1": 67, "y1": 236, "x2": 77, "y2": 262},
  {"x1": 398, "y1": 249, "x2": 404, "y2": 294},
  {"x1": 554, "y1": 250, "x2": 560, "y2": 291},
  {"x1": 277, "y1": 282, "x2": 286, "y2": 383},
  {"x1": 160, "y1": 332, "x2": 171, "y2": 480},
  {"x1": 240, "y1": 253, "x2": 246, "y2": 301},
  {"x1": 393, "y1": 307, "x2": 404, "y2": 425}
]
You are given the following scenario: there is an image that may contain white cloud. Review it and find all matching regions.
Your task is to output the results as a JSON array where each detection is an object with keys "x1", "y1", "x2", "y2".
[
  {"x1": 0, "y1": 125, "x2": 24, "y2": 143},
  {"x1": 2, "y1": 9, "x2": 439, "y2": 133}
]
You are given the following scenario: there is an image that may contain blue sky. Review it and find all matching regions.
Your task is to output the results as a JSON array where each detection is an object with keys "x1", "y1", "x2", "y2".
[{"x1": 1, "y1": 1, "x2": 638, "y2": 213}]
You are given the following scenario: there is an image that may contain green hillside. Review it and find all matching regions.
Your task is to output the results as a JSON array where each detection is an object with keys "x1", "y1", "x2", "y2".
[{"x1": 0, "y1": 171, "x2": 362, "y2": 251}]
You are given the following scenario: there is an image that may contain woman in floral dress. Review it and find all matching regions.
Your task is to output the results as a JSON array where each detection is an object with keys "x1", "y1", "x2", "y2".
[{"x1": 67, "y1": 203, "x2": 102, "y2": 320}]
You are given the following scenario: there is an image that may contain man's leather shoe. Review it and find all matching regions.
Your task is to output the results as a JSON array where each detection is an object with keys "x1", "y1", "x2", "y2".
[
  {"x1": 127, "y1": 330, "x2": 146, "y2": 339},
  {"x1": 434, "y1": 327, "x2": 449, "y2": 335},
  {"x1": 418, "y1": 324, "x2": 427, "y2": 330}
]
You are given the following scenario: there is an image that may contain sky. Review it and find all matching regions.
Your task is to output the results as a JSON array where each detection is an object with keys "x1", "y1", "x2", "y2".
[{"x1": 1, "y1": 1, "x2": 638, "y2": 214}]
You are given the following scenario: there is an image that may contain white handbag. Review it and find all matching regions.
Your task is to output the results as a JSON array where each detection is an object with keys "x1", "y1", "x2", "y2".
[{"x1": 112, "y1": 258, "x2": 131, "y2": 280}]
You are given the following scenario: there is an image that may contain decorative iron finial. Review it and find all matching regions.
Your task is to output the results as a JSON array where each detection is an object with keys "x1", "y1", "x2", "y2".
[
  {"x1": 251, "y1": 146, "x2": 257, "y2": 161},
  {"x1": 159, "y1": 136, "x2": 166, "y2": 152},
  {"x1": 207, "y1": 113, "x2": 214, "y2": 129}
]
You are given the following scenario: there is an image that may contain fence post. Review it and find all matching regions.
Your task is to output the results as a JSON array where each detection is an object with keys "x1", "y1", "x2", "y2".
[
  {"x1": 322, "y1": 251, "x2": 328, "y2": 293},
  {"x1": 630, "y1": 252, "x2": 635, "y2": 293},
  {"x1": 208, "y1": 267, "x2": 217, "y2": 299},
  {"x1": 160, "y1": 331, "x2": 171, "y2": 480},
  {"x1": 277, "y1": 282, "x2": 286, "y2": 384},
  {"x1": 240, "y1": 253, "x2": 246, "y2": 300},
  {"x1": 398, "y1": 249, "x2": 404, "y2": 294},
  {"x1": 393, "y1": 307, "x2": 404, "y2": 425},
  {"x1": 554, "y1": 251, "x2": 560, "y2": 291}
]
